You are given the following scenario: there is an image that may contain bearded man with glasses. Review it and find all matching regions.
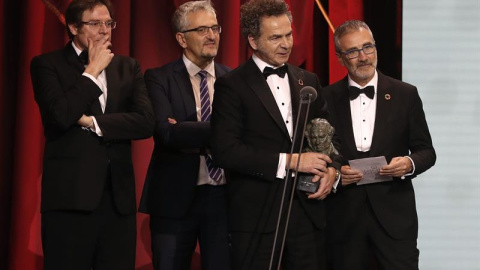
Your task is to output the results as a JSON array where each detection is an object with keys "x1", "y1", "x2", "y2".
[
  {"x1": 322, "y1": 20, "x2": 436, "y2": 270},
  {"x1": 30, "y1": 0, "x2": 154, "y2": 269},
  {"x1": 138, "y1": 1, "x2": 231, "y2": 270}
]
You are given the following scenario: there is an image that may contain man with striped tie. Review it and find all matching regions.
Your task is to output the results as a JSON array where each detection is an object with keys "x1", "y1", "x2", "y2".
[{"x1": 138, "y1": 1, "x2": 231, "y2": 270}]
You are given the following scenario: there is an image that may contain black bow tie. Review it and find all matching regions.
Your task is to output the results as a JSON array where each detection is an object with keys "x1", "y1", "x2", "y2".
[
  {"x1": 263, "y1": 65, "x2": 288, "y2": 79},
  {"x1": 79, "y1": 50, "x2": 89, "y2": 66},
  {"x1": 349, "y1": 85, "x2": 375, "y2": 100}
]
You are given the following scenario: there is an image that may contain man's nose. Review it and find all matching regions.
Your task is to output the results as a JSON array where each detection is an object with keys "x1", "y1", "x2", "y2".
[
  {"x1": 99, "y1": 23, "x2": 108, "y2": 33},
  {"x1": 206, "y1": 28, "x2": 216, "y2": 39},
  {"x1": 357, "y1": 49, "x2": 369, "y2": 60},
  {"x1": 279, "y1": 37, "x2": 291, "y2": 48}
]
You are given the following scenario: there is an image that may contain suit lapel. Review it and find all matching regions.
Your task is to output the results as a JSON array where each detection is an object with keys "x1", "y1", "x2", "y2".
[
  {"x1": 103, "y1": 58, "x2": 119, "y2": 115},
  {"x1": 214, "y1": 63, "x2": 228, "y2": 78},
  {"x1": 64, "y1": 42, "x2": 85, "y2": 73},
  {"x1": 64, "y1": 42, "x2": 103, "y2": 115},
  {"x1": 370, "y1": 72, "x2": 392, "y2": 154},
  {"x1": 334, "y1": 77, "x2": 358, "y2": 156},
  {"x1": 244, "y1": 59, "x2": 290, "y2": 139},
  {"x1": 287, "y1": 64, "x2": 302, "y2": 129},
  {"x1": 173, "y1": 59, "x2": 197, "y2": 120}
]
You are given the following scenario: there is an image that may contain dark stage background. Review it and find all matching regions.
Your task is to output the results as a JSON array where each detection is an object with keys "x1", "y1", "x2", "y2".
[{"x1": 0, "y1": 0, "x2": 401, "y2": 269}]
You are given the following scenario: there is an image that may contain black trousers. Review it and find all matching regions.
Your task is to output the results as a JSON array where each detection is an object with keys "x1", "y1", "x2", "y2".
[
  {"x1": 327, "y1": 201, "x2": 419, "y2": 270},
  {"x1": 42, "y1": 187, "x2": 136, "y2": 270},
  {"x1": 230, "y1": 199, "x2": 326, "y2": 270},
  {"x1": 149, "y1": 185, "x2": 230, "y2": 270}
]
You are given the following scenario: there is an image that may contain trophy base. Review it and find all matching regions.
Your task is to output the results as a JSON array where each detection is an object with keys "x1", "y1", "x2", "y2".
[{"x1": 297, "y1": 175, "x2": 319, "y2": 193}]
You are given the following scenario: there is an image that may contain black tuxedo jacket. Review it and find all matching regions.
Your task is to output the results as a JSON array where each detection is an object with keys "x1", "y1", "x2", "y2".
[
  {"x1": 322, "y1": 72, "x2": 436, "y2": 241},
  {"x1": 30, "y1": 42, "x2": 154, "y2": 215},
  {"x1": 138, "y1": 58, "x2": 231, "y2": 218},
  {"x1": 211, "y1": 58, "x2": 341, "y2": 233}
]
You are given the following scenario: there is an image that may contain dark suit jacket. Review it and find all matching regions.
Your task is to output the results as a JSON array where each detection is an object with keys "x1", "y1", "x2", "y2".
[
  {"x1": 139, "y1": 58, "x2": 231, "y2": 218},
  {"x1": 211, "y1": 58, "x2": 341, "y2": 233},
  {"x1": 323, "y1": 72, "x2": 436, "y2": 241},
  {"x1": 30, "y1": 42, "x2": 154, "y2": 215}
]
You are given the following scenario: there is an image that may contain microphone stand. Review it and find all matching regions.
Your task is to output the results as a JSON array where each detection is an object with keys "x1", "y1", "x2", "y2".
[{"x1": 268, "y1": 92, "x2": 315, "y2": 270}]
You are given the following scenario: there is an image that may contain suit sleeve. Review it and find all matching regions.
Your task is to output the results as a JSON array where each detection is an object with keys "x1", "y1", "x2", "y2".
[
  {"x1": 406, "y1": 87, "x2": 436, "y2": 177},
  {"x1": 95, "y1": 59, "x2": 154, "y2": 141},
  {"x1": 30, "y1": 55, "x2": 103, "y2": 132},
  {"x1": 144, "y1": 68, "x2": 210, "y2": 149}
]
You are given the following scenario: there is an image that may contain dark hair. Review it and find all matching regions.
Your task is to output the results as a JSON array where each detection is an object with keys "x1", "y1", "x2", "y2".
[
  {"x1": 240, "y1": 0, "x2": 292, "y2": 39},
  {"x1": 333, "y1": 20, "x2": 373, "y2": 53},
  {"x1": 65, "y1": 0, "x2": 114, "y2": 39}
]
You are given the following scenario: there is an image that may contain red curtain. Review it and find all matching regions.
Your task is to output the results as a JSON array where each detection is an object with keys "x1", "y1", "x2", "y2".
[
  {"x1": 1, "y1": 0, "x2": 369, "y2": 269},
  {"x1": 328, "y1": 0, "x2": 364, "y2": 83}
]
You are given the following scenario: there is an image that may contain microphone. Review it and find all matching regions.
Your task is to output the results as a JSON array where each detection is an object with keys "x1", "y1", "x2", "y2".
[
  {"x1": 300, "y1": 86, "x2": 317, "y2": 104},
  {"x1": 269, "y1": 86, "x2": 319, "y2": 270}
]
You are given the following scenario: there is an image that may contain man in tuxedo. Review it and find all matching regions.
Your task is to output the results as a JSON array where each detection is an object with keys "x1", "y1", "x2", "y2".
[
  {"x1": 211, "y1": 0, "x2": 341, "y2": 269},
  {"x1": 322, "y1": 20, "x2": 436, "y2": 270},
  {"x1": 30, "y1": 0, "x2": 154, "y2": 269},
  {"x1": 138, "y1": 1, "x2": 231, "y2": 270}
]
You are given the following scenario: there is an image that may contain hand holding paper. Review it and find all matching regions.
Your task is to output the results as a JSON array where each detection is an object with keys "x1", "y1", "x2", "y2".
[
  {"x1": 379, "y1": 156, "x2": 413, "y2": 177},
  {"x1": 348, "y1": 156, "x2": 393, "y2": 185},
  {"x1": 340, "y1": 165, "x2": 363, "y2": 186}
]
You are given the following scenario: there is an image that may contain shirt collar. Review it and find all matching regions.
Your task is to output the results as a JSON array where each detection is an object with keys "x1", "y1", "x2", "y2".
[
  {"x1": 252, "y1": 53, "x2": 287, "y2": 73},
  {"x1": 182, "y1": 54, "x2": 215, "y2": 78},
  {"x1": 71, "y1": 41, "x2": 83, "y2": 56}
]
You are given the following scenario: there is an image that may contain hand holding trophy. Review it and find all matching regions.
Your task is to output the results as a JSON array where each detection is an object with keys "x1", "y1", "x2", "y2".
[{"x1": 297, "y1": 118, "x2": 338, "y2": 193}]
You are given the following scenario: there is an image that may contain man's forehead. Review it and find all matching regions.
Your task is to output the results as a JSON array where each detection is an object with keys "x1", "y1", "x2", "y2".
[{"x1": 82, "y1": 4, "x2": 110, "y2": 19}]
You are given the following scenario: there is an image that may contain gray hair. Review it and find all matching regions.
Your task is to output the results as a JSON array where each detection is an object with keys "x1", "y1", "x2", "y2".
[
  {"x1": 172, "y1": 0, "x2": 217, "y2": 33},
  {"x1": 333, "y1": 20, "x2": 374, "y2": 53}
]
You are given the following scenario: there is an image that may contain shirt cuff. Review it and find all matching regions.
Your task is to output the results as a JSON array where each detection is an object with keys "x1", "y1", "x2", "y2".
[
  {"x1": 400, "y1": 156, "x2": 415, "y2": 180},
  {"x1": 277, "y1": 153, "x2": 287, "y2": 179},
  {"x1": 91, "y1": 116, "x2": 103, "y2": 137},
  {"x1": 332, "y1": 169, "x2": 341, "y2": 193}
]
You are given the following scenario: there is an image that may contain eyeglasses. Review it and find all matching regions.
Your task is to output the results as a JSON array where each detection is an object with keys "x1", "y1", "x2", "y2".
[
  {"x1": 80, "y1": 20, "x2": 117, "y2": 29},
  {"x1": 181, "y1": 25, "x2": 222, "y2": 35},
  {"x1": 340, "y1": 44, "x2": 376, "y2": 59}
]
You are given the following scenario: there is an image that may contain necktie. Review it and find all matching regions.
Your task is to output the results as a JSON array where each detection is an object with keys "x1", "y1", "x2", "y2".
[
  {"x1": 79, "y1": 50, "x2": 89, "y2": 66},
  {"x1": 349, "y1": 85, "x2": 375, "y2": 100},
  {"x1": 263, "y1": 65, "x2": 288, "y2": 79},
  {"x1": 198, "y1": 70, "x2": 222, "y2": 181}
]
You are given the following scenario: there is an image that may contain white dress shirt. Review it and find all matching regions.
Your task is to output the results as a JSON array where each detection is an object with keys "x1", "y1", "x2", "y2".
[
  {"x1": 348, "y1": 71, "x2": 415, "y2": 178},
  {"x1": 72, "y1": 42, "x2": 106, "y2": 137},
  {"x1": 183, "y1": 55, "x2": 225, "y2": 185},
  {"x1": 252, "y1": 54, "x2": 292, "y2": 179}
]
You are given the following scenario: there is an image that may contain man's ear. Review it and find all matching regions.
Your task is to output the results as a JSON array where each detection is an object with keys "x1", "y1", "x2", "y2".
[
  {"x1": 247, "y1": 35, "x2": 258, "y2": 50},
  {"x1": 176, "y1": 32, "x2": 187, "y2": 49},
  {"x1": 68, "y1": 24, "x2": 78, "y2": 36}
]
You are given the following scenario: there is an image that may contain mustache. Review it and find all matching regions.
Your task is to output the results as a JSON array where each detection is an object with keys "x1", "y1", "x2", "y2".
[{"x1": 356, "y1": 62, "x2": 371, "y2": 67}]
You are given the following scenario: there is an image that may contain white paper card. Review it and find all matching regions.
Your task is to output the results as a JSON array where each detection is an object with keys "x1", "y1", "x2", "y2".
[{"x1": 348, "y1": 156, "x2": 393, "y2": 185}]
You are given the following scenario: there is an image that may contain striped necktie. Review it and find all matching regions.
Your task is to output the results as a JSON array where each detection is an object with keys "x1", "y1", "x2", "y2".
[{"x1": 198, "y1": 70, "x2": 222, "y2": 181}]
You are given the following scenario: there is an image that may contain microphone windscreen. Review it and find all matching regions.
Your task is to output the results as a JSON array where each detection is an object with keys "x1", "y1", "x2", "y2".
[{"x1": 299, "y1": 86, "x2": 317, "y2": 103}]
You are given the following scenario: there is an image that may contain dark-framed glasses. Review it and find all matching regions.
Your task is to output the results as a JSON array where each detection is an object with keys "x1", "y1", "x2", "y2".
[
  {"x1": 80, "y1": 20, "x2": 117, "y2": 29},
  {"x1": 181, "y1": 25, "x2": 222, "y2": 35},
  {"x1": 340, "y1": 44, "x2": 376, "y2": 59}
]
